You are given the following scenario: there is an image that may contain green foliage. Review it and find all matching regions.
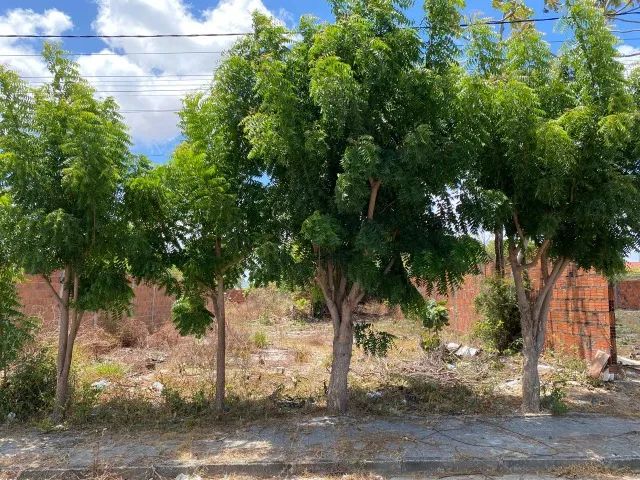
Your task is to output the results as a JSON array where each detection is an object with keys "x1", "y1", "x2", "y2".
[
  {"x1": 252, "y1": 330, "x2": 268, "y2": 349},
  {"x1": 171, "y1": 292, "x2": 213, "y2": 338},
  {"x1": 0, "y1": 349, "x2": 57, "y2": 420},
  {"x1": 420, "y1": 329, "x2": 441, "y2": 352},
  {"x1": 541, "y1": 381, "x2": 569, "y2": 415},
  {"x1": 0, "y1": 266, "x2": 39, "y2": 376},
  {"x1": 473, "y1": 276, "x2": 522, "y2": 354},
  {"x1": 0, "y1": 42, "x2": 139, "y2": 316},
  {"x1": 422, "y1": 299, "x2": 450, "y2": 330},
  {"x1": 354, "y1": 323, "x2": 396, "y2": 357}
]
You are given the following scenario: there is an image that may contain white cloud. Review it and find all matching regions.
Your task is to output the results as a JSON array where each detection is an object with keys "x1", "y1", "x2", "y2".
[
  {"x1": 0, "y1": 0, "x2": 275, "y2": 146},
  {"x1": 0, "y1": 8, "x2": 73, "y2": 78},
  {"x1": 617, "y1": 44, "x2": 640, "y2": 75}
]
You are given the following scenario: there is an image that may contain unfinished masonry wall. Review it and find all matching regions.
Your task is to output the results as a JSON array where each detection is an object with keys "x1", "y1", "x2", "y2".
[
  {"x1": 616, "y1": 279, "x2": 640, "y2": 310},
  {"x1": 17, "y1": 274, "x2": 175, "y2": 334},
  {"x1": 442, "y1": 262, "x2": 613, "y2": 361}
]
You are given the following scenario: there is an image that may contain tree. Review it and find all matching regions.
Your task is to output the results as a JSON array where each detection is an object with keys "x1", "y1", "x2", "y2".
[
  {"x1": 128, "y1": 24, "x2": 270, "y2": 412},
  {"x1": 0, "y1": 44, "x2": 140, "y2": 420},
  {"x1": 462, "y1": 1, "x2": 640, "y2": 412},
  {"x1": 244, "y1": 0, "x2": 484, "y2": 413}
]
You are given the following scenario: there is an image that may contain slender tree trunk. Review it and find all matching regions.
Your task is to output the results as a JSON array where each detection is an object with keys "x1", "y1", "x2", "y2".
[
  {"x1": 509, "y1": 242, "x2": 568, "y2": 413},
  {"x1": 521, "y1": 321, "x2": 541, "y2": 412},
  {"x1": 494, "y1": 226, "x2": 505, "y2": 278},
  {"x1": 327, "y1": 302, "x2": 354, "y2": 413},
  {"x1": 213, "y1": 238, "x2": 226, "y2": 413},
  {"x1": 51, "y1": 267, "x2": 84, "y2": 422}
]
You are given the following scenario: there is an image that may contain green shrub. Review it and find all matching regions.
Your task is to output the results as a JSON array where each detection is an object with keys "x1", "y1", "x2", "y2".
[
  {"x1": 0, "y1": 266, "x2": 39, "y2": 377},
  {"x1": 252, "y1": 331, "x2": 268, "y2": 349},
  {"x1": 423, "y1": 299, "x2": 449, "y2": 330},
  {"x1": 541, "y1": 381, "x2": 569, "y2": 415},
  {"x1": 473, "y1": 275, "x2": 521, "y2": 353},
  {"x1": 0, "y1": 348, "x2": 57, "y2": 421},
  {"x1": 420, "y1": 329, "x2": 441, "y2": 352}
]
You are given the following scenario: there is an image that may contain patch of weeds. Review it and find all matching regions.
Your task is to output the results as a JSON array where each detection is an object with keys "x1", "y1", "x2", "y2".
[
  {"x1": 541, "y1": 380, "x2": 569, "y2": 415},
  {"x1": 293, "y1": 347, "x2": 311, "y2": 363},
  {"x1": 162, "y1": 385, "x2": 210, "y2": 416},
  {"x1": 257, "y1": 313, "x2": 273, "y2": 326},
  {"x1": 420, "y1": 329, "x2": 440, "y2": 352},
  {"x1": 252, "y1": 330, "x2": 268, "y2": 349},
  {"x1": 70, "y1": 381, "x2": 102, "y2": 423},
  {"x1": 83, "y1": 362, "x2": 127, "y2": 382},
  {"x1": 0, "y1": 348, "x2": 56, "y2": 421}
]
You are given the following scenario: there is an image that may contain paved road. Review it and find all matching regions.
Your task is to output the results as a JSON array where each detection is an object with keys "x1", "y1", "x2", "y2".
[{"x1": 2, "y1": 414, "x2": 640, "y2": 479}]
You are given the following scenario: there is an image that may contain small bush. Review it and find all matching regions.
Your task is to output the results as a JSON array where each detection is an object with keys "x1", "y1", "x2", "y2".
[
  {"x1": 420, "y1": 330, "x2": 441, "y2": 352},
  {"x1": 0, "y1": 266, "x2": 39, "y2": 376},
  {"x1": 473, "y1": 275, "x2": 521, "y2": 354},
  {"x1": 252, "y1": 330, "x2": 268, "y2": 349},
  {"x1": 119, "y1": 317, "x2": 149, "y2": 348},
  {"x1": 0, "y1": 348, "x2": 57, "y2": 421},
  {"x1": 541, "y1": 381, "x2": 569, "y2": 415}
]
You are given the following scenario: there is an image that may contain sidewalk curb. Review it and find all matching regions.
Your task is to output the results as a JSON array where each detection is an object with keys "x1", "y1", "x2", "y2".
[{"x1": 11, "y1": 456, "x2": 640, "y2": 479}]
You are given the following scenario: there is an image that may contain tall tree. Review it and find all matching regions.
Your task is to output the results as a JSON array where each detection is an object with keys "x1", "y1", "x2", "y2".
[
  {"x1": 245, "y1": 0, "x2": 484, "y2": 413},
  {"x1": 128, "y1": 22, "x2": 271, "y2": 412},
  {"x1": 0, "y1": 44, "x2": 140, "y2": 420},
  {"x1": 462, "y1": 1, "x2": 640, "y2": 412}
]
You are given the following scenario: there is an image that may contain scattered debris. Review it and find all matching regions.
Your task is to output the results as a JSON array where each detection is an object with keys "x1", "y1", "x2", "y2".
[
  {"x1": 600, "y1": 367, "x2": 615, "y2": 382},
  {"x1": 446, "y1": 363, "x2": 456, "y2": 370},
  {"x1": 366, "y1": 391, "x2": 383, "y2": 400},
  {"x1": 620, "y1": 356, "x2": 640, "y2": 367},
  {"x1": 446, "y1": 342, "x2": 461, "y2": 353},
  {"x1": 537, "y1": 363, "x2": 555, "y2": 373},
  {"x1": 501, "y1": 379, "x2": 520, "y2": 390},
  {"x1": 6, "y1": 412, "x2": 16, "y2": 422},
  {"x1": 175, "y1": 474, "x2": 202, "y2": 480},
  {"x1": 588, "y1": 350, "x2": 610, "y2": 378},
  {"x1": 454, "y1": 345, "x2": 480, "y2": 357},
  {"x1": 152, "y1": 381, "x2": 164, "y2": 393},
  {"x1": 91, "y1": 379, "x2": 110, "y2": 391}
]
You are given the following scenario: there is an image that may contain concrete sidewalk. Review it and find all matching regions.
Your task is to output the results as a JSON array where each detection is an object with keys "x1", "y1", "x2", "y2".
[{"x1": 2, "y1": 414, "x2": 640, "y2": 479}]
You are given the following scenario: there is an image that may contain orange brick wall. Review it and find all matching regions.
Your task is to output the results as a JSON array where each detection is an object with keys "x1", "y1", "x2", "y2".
[
  {"x1": 616, "y1": 279, "x2": 640, "y2": 310},
  {"x1": 438, "y1": 262, "x2": 614, "y2": 360},
  {"x1": 18, "y1": 274, "x2": 175, "y2": 334}
]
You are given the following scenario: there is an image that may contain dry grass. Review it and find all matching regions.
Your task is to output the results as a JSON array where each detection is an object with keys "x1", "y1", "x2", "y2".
[
  {"x1": 17, "y1": 287, "x2": 638, "y2": 429},
  {"x1": 553, "y1": 461, "x2": 634, "y2": 479}
]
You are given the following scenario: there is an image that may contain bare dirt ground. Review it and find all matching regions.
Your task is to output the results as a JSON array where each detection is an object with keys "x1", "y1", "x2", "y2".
[{"x1": 19, "y1": 290, "x2": 639, "y2": 428}]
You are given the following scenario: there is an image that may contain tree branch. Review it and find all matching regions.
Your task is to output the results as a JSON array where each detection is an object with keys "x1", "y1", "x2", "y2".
[
  {"x1": 42, "y1": 274, "x2": 65, "y2": 308},
  {"x1": 523, "y1": 239, "x2": 551, "y2": 270},
  {"x1": 512, "y1": 210, "x2": 528, "y2": 256},
  {"x1": 368, "y1": 178, "x2": 382, "y2": 221}
]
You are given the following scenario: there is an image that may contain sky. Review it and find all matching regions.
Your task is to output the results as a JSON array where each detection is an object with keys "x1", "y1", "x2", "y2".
[{"x1": 1, "y1": 0, "x2": 639, "y2": 158}]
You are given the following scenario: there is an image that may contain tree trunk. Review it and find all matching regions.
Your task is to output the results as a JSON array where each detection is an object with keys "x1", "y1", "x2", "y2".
[
  {"x1": 494, "y1": 227, "x2": 505, "y2": 278},
  {"x1": 509, "y1": 242, "x2": 568, "y2": 413},
  {"x1": 213, "y1": 281, "x2": 225, "y2": 413},
  {"x1": 521, "y1": 323, "x2": 541, "y2": 412},
  {"x1": 52, "y1": 267, "x2": 84, "y2": 422},
  {"x1": 213, "y1": 238, "x2": 226, "y2": 413},
  {"x1": 327, "y1": 302, "x2": 354, "y2": 414}
]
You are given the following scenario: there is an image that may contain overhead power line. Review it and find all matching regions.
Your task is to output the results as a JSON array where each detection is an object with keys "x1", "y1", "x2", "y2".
[{"x1": 2, "y1": 10, "x2": 640, "y2": 39}]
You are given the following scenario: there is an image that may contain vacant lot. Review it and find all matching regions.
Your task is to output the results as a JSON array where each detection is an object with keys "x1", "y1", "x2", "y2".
[{"x1": 10, "y1": 288, "x2": 632, "y2": 429}]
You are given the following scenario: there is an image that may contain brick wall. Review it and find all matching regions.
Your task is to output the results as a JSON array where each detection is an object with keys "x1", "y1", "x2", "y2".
[
  {"x1": 437, "y1": 262, "x2": 614, "y2": 360},
  {"x1": 18, "y1": 274, "x2": 247, "y2": 333},
  {"x1": 616, "y1": 279, "x2": 640, "y2": 310},
  {"x1": 18, "y1": 274, "x2": 175, "y2": 334}
]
